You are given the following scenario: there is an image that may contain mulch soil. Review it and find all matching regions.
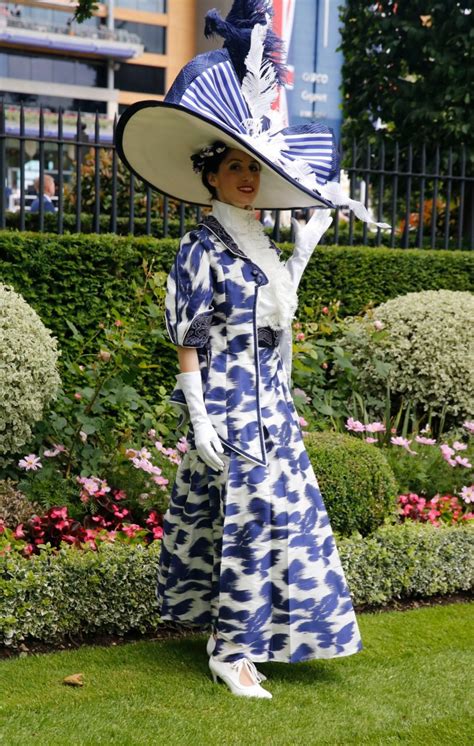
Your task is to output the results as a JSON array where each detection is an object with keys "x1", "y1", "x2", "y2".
[{"x1": 1, "y1": 590, "x2": 472, "y2": 660}]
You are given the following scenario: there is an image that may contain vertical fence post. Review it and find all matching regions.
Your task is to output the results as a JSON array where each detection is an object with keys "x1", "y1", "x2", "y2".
[
  {"x1": 93, "y1": 111, "x2": 101, "y2": 234},
  {"x1": 430, "y1": 145, "x2": 440, "y2": 250},
  {"x1": 111, "y1": 114, "x2": 118, "y2": 234},
  {"x1": 38, "y1": 107, "x2": 45, "y2": 232},
  {"x1": 375, "y1": 138, "x2": 385, "y2": 247},
  {"x1": 128, "y1": 173, "x2": 135, "y2": 235},
  {"x1": 390, "y1": 142, "x2": 399, "y2": 248},
  {"x1": 403, "y1": 143, "x2": 413, "y2": 249},
  {"x1": 457, "y1": 145, "x2": 466, "y2": 250},
  {"x1": 19, "y1": 104, "x2": 25, "y2": 231},
  {"x1": 163, "y1": 195, "x2": 169, "y2": 238},
  {"x1": 348, "y1": 138, "x2": 356, "y2": 246},
  {"x1": 179, "y1": 202, "x2": 185, "y2": 236},
  {"x1": 75, "y1": 110, "x2": 83, "y2": 233},
  {"x1": 417, "y1": 143, "x2": 426, "y2": 249},
  {"x1": 443, "y1": 147, "x2": 453, "y2": 250},
  {"x1": 57, "y1": 108, "x2": 64, "y2": 235},
  {"x1": 362, "y1": 141, "x2": 370, "y2": 246},
  {"x1": 273, "y1": 209, "x2": 281, "y2": 243}
]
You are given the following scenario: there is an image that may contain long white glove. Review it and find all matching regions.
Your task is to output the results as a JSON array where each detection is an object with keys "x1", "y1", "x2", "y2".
[
  {"x1": 287, "y1": 209, "x2": 333, "y2": 290},
  {"x1": 176, "y1": 370, "x2": 225, "y2": 472}
]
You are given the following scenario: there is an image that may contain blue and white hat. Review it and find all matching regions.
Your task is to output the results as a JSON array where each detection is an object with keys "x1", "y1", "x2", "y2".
[{"x1": 117, "y1": 0, "x2": 386, "y2": 223}]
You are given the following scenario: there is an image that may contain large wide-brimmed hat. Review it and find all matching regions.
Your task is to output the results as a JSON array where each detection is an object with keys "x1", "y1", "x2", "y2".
[{"x1": 116, "y1": 0, "x2": 386, "y2": 222}]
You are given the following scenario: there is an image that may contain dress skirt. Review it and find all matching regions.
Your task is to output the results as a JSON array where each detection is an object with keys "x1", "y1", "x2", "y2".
[{"x1": 156, "y1": 342, "x2": 363, "y2": 664}]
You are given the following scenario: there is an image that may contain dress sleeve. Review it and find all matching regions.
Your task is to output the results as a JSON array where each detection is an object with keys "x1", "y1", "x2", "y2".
[{"x1": 164, "y1": 232, "x2": 215, "y2": 348}]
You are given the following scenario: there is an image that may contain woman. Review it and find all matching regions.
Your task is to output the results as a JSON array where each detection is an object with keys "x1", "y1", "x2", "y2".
[
  {"x1": 115, "y1": 0, "x2": 381, "y2": 701},
  {"x1": 155, "y1": 142, "x2": 363, "y2": 699}
]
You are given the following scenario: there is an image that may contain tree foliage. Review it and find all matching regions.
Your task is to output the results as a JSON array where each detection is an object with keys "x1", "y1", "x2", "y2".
[
  {"x1": 73, "y1": 0, "x2": 98, "y2": 23},
  {"x1": 338, "y1": 1, "x2": 473, "y2": 153}
]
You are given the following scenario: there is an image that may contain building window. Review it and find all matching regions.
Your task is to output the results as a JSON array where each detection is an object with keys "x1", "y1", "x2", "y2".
[
  {"x1": 0, "y1": 92, "x2": 107, "y2": 114},
  {"x1": 115, "y1": 0, "x2": 167, "y2": 11},
  {"x1": 115, "y1": 21, "x2": 166, "y2": 54},
  {"x1": 115, "y1": 64, "x2": 165, "y2": 94},
  {"x1": 0, "y1": 51, "x2": 107, "y2": 88},
  {"x1": 14, "y1": 6, "x2": 101, "y2": 30}
]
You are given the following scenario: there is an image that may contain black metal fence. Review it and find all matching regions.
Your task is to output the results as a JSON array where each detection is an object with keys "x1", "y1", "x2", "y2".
[{"x1": 1, "y1": 104, "x2": 472, "y2": 249}]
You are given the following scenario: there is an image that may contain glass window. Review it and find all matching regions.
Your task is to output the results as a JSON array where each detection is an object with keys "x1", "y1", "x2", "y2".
[
  {"x1": 115, "y1": 1, "x2": 167, "y2": 12},
  {"x1": 0, "y1": 91, "x2": 107, "y2": 114},
  {"x1": 115, "y1": 63, "x2": 165, "y2": 94},
  {"x1": 0, "y1": 51, "x2": 106, "y2": 88},
  {"x1": 115, "y1": 21, "x2": 166, "y2": 53}
]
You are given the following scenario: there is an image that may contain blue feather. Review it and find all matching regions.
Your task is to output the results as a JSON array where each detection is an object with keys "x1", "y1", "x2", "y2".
[{"x1": 204, "y1": 1, "x2": 287, "y2": 85}]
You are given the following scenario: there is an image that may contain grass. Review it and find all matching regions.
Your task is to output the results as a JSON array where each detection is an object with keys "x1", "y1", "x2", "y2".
[{"x1": 0, "y1": 602, "x2": 472, "y2": 746}]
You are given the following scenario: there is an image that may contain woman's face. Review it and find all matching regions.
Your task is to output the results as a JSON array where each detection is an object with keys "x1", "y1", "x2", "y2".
[{"x1": 207, "y1": 148, "x2": 261, "y2": 208}]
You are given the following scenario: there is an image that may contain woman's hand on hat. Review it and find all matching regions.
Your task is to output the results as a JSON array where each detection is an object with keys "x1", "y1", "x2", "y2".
[{"x1": 291, "y1": 209, "x2": 333, "y2": 253}]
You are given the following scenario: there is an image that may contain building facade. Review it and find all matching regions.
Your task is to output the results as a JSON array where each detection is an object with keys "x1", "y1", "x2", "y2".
[{"x1": 0, "y1": 0, "x2": 197, "y2": 120}]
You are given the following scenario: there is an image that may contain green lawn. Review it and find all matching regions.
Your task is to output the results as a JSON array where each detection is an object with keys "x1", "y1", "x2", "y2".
[{"x1": 0, "y1": 603, "x2": 472, "y2": 746}]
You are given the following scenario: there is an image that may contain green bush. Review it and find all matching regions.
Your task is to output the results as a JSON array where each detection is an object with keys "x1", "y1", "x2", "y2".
[
  {"x1": 339, "y1": 289, "x2": 474, "y2": 425},
  {"x1": 0, "y1": 285, "x2": 60, "y2": 456},
  {"x1": 1, "y1": 232, "x2": 472, "y2": 400},
  {"x1": 304, "y1": 431, "x2": 398, "y2": 536},
  {"x1": 1, "y1": 523, "x2": 472, "y2": 647}
]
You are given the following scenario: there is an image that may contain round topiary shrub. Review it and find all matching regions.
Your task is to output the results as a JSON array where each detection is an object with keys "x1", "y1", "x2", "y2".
[
  {"x1": 0, "y1": 285, "x2": 60, "y2": 456},
  {"x1": 339, "y1": 289, "x2": 474, "y2": 425},
  {"x1": 304, "y1": 431, "x2": 398, "y2": 537}
]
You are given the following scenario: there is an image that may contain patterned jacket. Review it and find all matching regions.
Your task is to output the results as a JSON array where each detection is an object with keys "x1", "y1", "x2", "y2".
[{"x1": 165, "y1": 216, "x2": 292, "y2": 467}]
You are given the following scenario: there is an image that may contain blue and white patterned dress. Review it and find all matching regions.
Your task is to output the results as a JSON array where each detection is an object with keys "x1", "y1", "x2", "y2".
[{"x1": 157, "y1": 202, "x2": 363, "y2": 664}]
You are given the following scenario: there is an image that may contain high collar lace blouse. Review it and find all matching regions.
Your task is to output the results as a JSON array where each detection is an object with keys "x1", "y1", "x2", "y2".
[{"x1": 210, "y1": 200, "x2": 298, "y2": 331}]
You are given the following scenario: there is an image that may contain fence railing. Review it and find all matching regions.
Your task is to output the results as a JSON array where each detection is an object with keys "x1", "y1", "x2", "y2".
[{"x1": 1, "y1": 104, "x2": 472, "y2": 249}]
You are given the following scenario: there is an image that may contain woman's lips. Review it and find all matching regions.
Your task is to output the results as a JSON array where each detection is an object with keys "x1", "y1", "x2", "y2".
[{"x1": 238, "y1": 186, "x2": 254, "y2": 193}]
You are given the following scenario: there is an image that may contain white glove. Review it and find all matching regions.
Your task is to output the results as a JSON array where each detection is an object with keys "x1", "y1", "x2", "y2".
[
  {"x1": 287, "y1": 209, "x2": 333, "y2": 290},
  {"x1": 176, "y1": 370, "x2": 225, "y2": 472}
]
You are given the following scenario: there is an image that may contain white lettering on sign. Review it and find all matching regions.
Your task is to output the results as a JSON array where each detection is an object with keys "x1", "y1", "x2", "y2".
[
  {"x1": 299, "y1": 110, "x2": 328, "y2": 119},
  {"x1": 302, "y1": 72, "x2": 329, "y2": 84},
  {"x1": 301, "y1": 91, "x2": 328, "y2": 103}
]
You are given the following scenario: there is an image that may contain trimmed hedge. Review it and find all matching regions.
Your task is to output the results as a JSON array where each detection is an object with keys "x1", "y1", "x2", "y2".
[
  {"x1": 1, "y1": 523, "x2": 472, "y2": 647},
  {"x1": 1, "y1": 231, "x2": 471, "y2": 395},
  {"x1": 0, "y1": 232, "x2": 472, "y2": 339},
  {"x1": 304, "y1": 432, "x2": 398, "y2": 536}
]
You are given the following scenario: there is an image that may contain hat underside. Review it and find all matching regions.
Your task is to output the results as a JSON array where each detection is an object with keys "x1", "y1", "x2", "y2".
[{"x1": 118, "y1": 103, "x2": 334, "y2": 211}]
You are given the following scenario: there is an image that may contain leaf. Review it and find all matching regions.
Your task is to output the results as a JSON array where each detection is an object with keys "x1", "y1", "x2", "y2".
[{"x1": 63, "y1": 673, "x2": 84, "y2": 687}]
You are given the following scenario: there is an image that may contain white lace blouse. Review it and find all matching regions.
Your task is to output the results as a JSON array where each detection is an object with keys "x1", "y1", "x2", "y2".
[{"x1": 210, "y1": 200, "x2": 298, "y2": 331}]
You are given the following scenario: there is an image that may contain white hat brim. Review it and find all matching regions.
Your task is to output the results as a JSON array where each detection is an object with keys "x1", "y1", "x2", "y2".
[{"x1": 116, "y1": 102, "x2": 335, "y2": 210}]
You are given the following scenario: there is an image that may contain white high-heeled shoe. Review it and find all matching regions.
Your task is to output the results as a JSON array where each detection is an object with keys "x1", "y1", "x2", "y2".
[
  {"x1": 206, "y1": 635, "x2": 267, "y2": 681},
  {"x1": 208, "y1": 656, "x2": 272, "y2": 699}
]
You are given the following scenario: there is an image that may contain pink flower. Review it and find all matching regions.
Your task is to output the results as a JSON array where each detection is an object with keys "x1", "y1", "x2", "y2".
[
  {"x1": 114, "y1": 319, "x2": 123, "y2": 327},
  {"x1": 152, "y1": 526, "x2": 164, "y2": 540},
  {"x1": 22, "y1": 544, "x2": 35, "y2": 556},
  {"x1": 296, "y1": 332, "x2": 305, "y2": 341},
  {"x1": 462, "y1": 420, "x2": 474, "y2": 433},
  {"x1": 459, "y1": 485, "x2": 474, "y2": 504},
  {"x1": 113, "y1": 507, "x2": 130, "y2": 520},
  {"x1": 321, "y1": 362, "x2": 328, "y2": 369},
  {"x1": 18, "y1": 454, "x2": 42, "y2": 471},
  {"x1": 452, "y1": 441, "x2": 467, "y2": 452},
  {"x1": 365, "y1": 421, "x2": 385, "y2": 433},
  {"x1": 415, "y1": 435, "x2": 437, "y2": 446},
  {"x1": 153, "y1": 475, "x2": 169, "y2": 486},
  {"x1": 365, "y1": 437, "x2": 378, "y2": 444},
  {"x1": 121, "y1": 523, "x2": 141, "y2": 537},
  {"x1": 299, "y1": 416, "x2": 308, "y2": 427},
  {"x1": 345, "y1": 417, "x2": 365, "y2": 432},
  {"x1": 373, "y1": 320, "x2": 384, "y2": 330},
  {"x1": 43, "y1": 444, "x2": 66, "y2": 458},
  {"x1": 321, "y1": 306, "x2": 329, "y2": 315},
  {"x1": 74, "y1": 392, "x2": 82, "y2": 400},
  {"x1": 391, "y1": 437, "x2": 417, "y2": 455},
  {"x1": 440, "y1": 444, "x2": 455, "y2": 461},
  {"x1": 13, "y1": 524, "x2": 25, "y2": 539},
  {"x1": 148, "y1": 429, "x2": 156, "y2": 439},
  {"x1": 176, "y1": 436, "x2": 189, "y2": 453},
  {"x1": 455, "y1": 456, "x2": 472, "y2": 468},
  {"x1": 49, "y1": 506, "x2": 68, "y2": 520}
]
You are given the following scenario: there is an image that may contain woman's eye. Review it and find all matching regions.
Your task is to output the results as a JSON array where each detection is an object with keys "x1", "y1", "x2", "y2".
[{"x1": 229, "y1": 163, "x2": 240, "y2": 170}]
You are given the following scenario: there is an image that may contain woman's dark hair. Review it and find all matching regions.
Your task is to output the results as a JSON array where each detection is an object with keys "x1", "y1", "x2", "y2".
[{"x1": 200, "y1": 141, "x2": 230, "y2": 199}]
